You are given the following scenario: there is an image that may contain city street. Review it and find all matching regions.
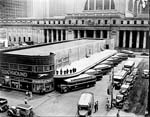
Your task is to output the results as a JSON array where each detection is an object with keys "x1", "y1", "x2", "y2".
[{"x1": 0, "y1": 55, "x2": 148, "y2": 117}]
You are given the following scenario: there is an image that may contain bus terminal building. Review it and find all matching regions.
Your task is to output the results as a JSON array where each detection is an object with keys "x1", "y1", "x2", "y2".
[{"x1": 0, "y1": 39, "x2": 108, "y2": 93}]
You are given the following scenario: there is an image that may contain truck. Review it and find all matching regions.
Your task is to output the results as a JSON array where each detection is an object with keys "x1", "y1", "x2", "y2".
[{"x1": 77, "y1": 92, "x2": 94, "y2": 117}]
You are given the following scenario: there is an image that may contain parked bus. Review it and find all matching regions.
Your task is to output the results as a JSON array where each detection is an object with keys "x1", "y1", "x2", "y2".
[
  {"x1": 113, "y1": 70, "x2": 128, "y2": 89},
  {"x1": 85, "y1": 69, "x2": 103, "y2": 81},
  {"x1": 123, "y1": 60, "x2": 135, "y2": 74},
  {"x1": 58, "y1": 74, "x2": 96, "y2": 93}
]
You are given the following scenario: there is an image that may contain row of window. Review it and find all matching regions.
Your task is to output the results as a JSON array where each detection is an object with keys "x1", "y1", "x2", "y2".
[
  {"x1": 9, "y1": 36, "x2": 31, "y2": 42},
  {"x1": 0, "y1": 19, "x2": 147, "y2": 25},
  {"x1": 0, "y1": 63, "x2": 55, "y2": 73}
]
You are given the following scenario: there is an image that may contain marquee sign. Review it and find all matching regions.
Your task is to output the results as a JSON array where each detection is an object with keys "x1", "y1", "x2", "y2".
[{"x1": 1, "y1": 70, "x2": 28, "y2": 77}]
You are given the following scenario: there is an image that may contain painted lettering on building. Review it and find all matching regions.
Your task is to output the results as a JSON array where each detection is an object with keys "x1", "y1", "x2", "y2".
[{"x1": 1, "y1": 70, "x2": 28, "y2": 77}]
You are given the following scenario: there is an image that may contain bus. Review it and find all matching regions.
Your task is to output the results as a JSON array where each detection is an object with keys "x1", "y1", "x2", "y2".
[
  {"x1": 113, "y1": 70, "x2": 128, "y2": 89},
  {"x1": 85, "y1": 69, "x2": 103, "y2": 81},
  {"x1": 58, "y1": 74, "x2": 96, "y2": 93},
  {"x1": 123, "y1": 60, "x2": 135, "y2": 74}
]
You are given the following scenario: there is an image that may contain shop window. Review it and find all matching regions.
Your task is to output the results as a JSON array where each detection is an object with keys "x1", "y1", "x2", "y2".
[
  {"x1": 44, "y1": 66, "x2": 49, "y2": 71},
  {"x1": 0, "y1": 62, "x2": 9, "y2": 69},
  {"x1": 19, "y1": 65, "x2": 32, "y2": 71},
  {"x1": 10, "y1": 63, "x2": 18, "y2": 70},
  {"x1": 36, "y1": 66, "x2": 43, "y2": 72}
]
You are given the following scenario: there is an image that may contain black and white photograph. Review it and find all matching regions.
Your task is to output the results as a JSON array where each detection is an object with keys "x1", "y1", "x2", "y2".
[{"x1": 0, "y1": 0, "x2": 149, "y2": 117}]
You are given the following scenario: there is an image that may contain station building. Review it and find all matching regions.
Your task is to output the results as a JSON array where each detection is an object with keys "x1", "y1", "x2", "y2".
[{"x1": 0, "y1": 0, "x2": 149, "y2": 51}]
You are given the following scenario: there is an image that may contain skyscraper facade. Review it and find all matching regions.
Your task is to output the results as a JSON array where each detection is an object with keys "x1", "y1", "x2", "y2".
[{"x1": 0, "y1": 0, "x2": 27, "y2": 18}]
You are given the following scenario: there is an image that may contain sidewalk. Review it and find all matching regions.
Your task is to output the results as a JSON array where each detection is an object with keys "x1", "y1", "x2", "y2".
[{"x1": 55, "y1": 49, "x2": 117, "y2": 78}]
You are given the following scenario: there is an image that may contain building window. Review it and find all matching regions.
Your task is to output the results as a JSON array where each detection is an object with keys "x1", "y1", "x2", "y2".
[
  {"x1": 63, "y1": 21, "x2": 65, "y2": 24},
  {"x1": 134, "y1": 21, "x2": 137, "y2": 24},
  {"x1": 44, "y1": 21, "x2": 46, "y2": 24},
  {"x1": 58, "y1": 21, "x2": 60, "y2": 24},
  {"x1": 53, "y1": 21, "x2": 55, "y2": 24},
  {"x1": 98, "y1": 20, "x2": 101, "y2": 24},
  {"x1": 105, "y1": 20, "x2": 108, "y2": 24},
  {"x1": 69, "y1": 20, "x2": 71, "y2": 24},
  {"x1": 49, "y1": 21, "x2": 51, "y2": 24},
  {"x1": 28, "y1": 37, "x2": 31, "y2": 42},
  {"x1": 37, "y1": 21, "x2": 39, "y2": 24},
  {"x1": 14, "y1": 37, "x2": 16, "y2": 42},
  {"x1": 23, "y1": 37, "x2": 26, "y2": 42},
  {"x1": 121, "y1": 21, "x2": 123, "y2": 24},
  {"x1": 82, "y1": 20, "x2": 84, "y2": 24},
  {"x1": 10, "y1": 63, "x2": 18, "y2": 70},
  {"x1": 19, "y1": 65, "x2": 32, "y2": 71},
  {"x1": 141, "y1": 20, "x2": 144, "y2": 24},
  {"x1": 127, "y1": 21, "x2": 130, "y2": 24},
  {"x1": 9, "y1": 36, "x2": 11, "y2": 41},
  {"x1": 76, "y1": 20, "x2": 78, "y2": 24},
  {"x1": 113, "y1": 20, "x2": 116, "y2": 24}
]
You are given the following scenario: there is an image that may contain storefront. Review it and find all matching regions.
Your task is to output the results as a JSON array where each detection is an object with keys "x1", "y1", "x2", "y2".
[{"x1": 0, "y1": 51, "x2": 55, "y2": 94}]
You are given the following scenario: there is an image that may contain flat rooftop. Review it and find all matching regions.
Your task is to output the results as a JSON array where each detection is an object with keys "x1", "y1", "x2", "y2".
[{"x1": 5, "y1": 40, "x2": 103, "y2": 56}]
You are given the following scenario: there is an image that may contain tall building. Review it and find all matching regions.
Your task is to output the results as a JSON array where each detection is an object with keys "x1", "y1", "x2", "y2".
[{"x1": 0, "y1": 0, "x2": 27, "y2": 18}]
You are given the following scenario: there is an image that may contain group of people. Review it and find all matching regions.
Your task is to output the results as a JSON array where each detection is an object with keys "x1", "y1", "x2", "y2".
[
  {"x1": 94, "y1": 101, "x2": 98, "y2": 113},
  {"x1": 56, "y1": 68, "x2": 77, "y2": 75}
]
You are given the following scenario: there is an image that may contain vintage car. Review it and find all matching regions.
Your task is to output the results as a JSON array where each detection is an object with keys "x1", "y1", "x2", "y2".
[
  {"x1": 0, "y1": 98, "x2": 9, "y2": 112},
  {"x1": 119, "y1": 84, "x2": 130, "y2": 97},
  {"x1": 115, "y1": 94, "x2": 126, "y2": 109},
  {"x1": 7, "y1": 104, "x2": 34, "y2": 117},
  {"x1": 142, "y1": 69, "x2": 149, "y2": 79}
]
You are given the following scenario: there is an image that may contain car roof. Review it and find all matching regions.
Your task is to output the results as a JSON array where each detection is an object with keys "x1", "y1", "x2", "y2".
[{"x1": 17, "y1": 104, "x2": 32, "y2": 110}]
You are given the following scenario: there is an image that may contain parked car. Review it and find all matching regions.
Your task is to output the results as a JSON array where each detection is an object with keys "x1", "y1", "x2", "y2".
[
  {"x1": 125, "y1": 75, "x2": 134, "y2": 87},
  {"x1": 116, "y1": 53, "x2": 128, "y2": 60},
  {"x1": 115, "y1": 93, "x2": 126, "y2": 109},
  {"x1": 7, "y1": 104, "x2": 34, "y2": 117},
  {"x1": 141, "y1": 52, "x2": 149, "y2": 56},
  {"x1": 142, "y1": 69, "x2": 149, "y2": 79},
  {"x1": 119, "y1": 84, "x2": 130, "y2": 97},
  {"x1": 120, "y1": 50, "x2": 135, "y2": 58},
  {"x1": 0, "y1": 98, "x2": 9, "y2": 112},
  {"x1": 100, "y1": 60, "x2": 114, "y2": 67}
]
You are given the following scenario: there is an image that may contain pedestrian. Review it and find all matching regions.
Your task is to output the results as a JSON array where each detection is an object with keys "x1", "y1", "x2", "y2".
[
  {"x1": 116, "y1": 109, "x2": 120, "y2": 117},
  {"x1": 66, "y1": 69, "x2": 69, "y2": 74},
  {"x1": 70, "y1": 69, "x2": 72, "y2": 74},
  {"x1": 74, "y1": 68, "x2": 77, "y2": 72},
  {"x1": 60, "y1": 69, "x2": 62, "y2": 75},
  {"x1": 29, "y1": 91, "x2": 32, "y2": 100},
  {"x1": 24, "y1": 97, "x2": 28, "y2": 104},
  {"x1": 94, "y1": 102, "x2": 97, "y2": 113},
  {"x1": 96, "y1": 101, "x2": 98, "y2": 111}
]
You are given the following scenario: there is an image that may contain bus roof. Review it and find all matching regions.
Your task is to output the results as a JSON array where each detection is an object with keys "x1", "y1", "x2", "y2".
[
  {"x1": 124, "y1": 61, "x2": 135, "y2": 67},
  {"x1": 64, "y1": 74, "x2": 94, "y2": 82},
  {"x1": 114, "y1": 70, "x2": 128, "y2": 77},
  {"x1": 78, "y1": 92, "x2": 93, "y2": 106},
  {"x1": 85, "y1": 69, "x2": 97, "y2": 74}
]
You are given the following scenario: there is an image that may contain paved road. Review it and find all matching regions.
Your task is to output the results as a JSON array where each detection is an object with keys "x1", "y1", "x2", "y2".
[{"x1": 0, "y1": 56, "x2": 147, "y2": 117}]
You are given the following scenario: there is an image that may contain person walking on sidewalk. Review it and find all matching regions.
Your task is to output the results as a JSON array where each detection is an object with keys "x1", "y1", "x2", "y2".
[
  {"x1": 96, "y1": 101, "x2": 98, "y2": 111},
  {"x1": 24, "y1": 97, "x2": 28, "y2": 104},
  {"x1": 94, "y1": 102, "x2": 97, "y2": 113},
  {"x1": 116, "y1": 109, "x2": 120, "y2": 117}
]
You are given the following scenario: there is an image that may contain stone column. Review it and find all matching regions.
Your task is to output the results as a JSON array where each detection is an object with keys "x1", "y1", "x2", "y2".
[
  {"x1": 51, "y1": 29, "x2": 54, "y2": 43},
  {"x1": 123, "y1": 31, "x2": 126, "y2": 48},
  {"x1": 143, "y1": 31, "x2": 146, "y2": 49},
  {"x1": 84, "y1": 30, "x2": 87, "y2": 38},
  {"x1": 61, "y1": 30, "x2": 63, "y2": 41},
  {"x1": 94, "y1": 0, "x2": 96, "y2": 10},
  {"x1": 100, "y1": 30, "x2": 103, "y2": 39},
  {"x1": 93, "y1": 30, "x2": 96, "y2": 39},
  {"x1": 107, "y1": 31, "x2": 110, "y2": 39},
  {"x1": 78, "y1": 30, "x2": 80, "y2": 39},
  {"x1": 46, "y1": 29, "x2": 49, "y2": 43},
  {"x1": 56, "y1": 30, "x2": 58, "y2": 42},
  {"x1": 129, "y1": 31, "x2": 132, "y2": 48},
  {"x1": 136, "y1": 31, "x2": 140, "y2": 48}
]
